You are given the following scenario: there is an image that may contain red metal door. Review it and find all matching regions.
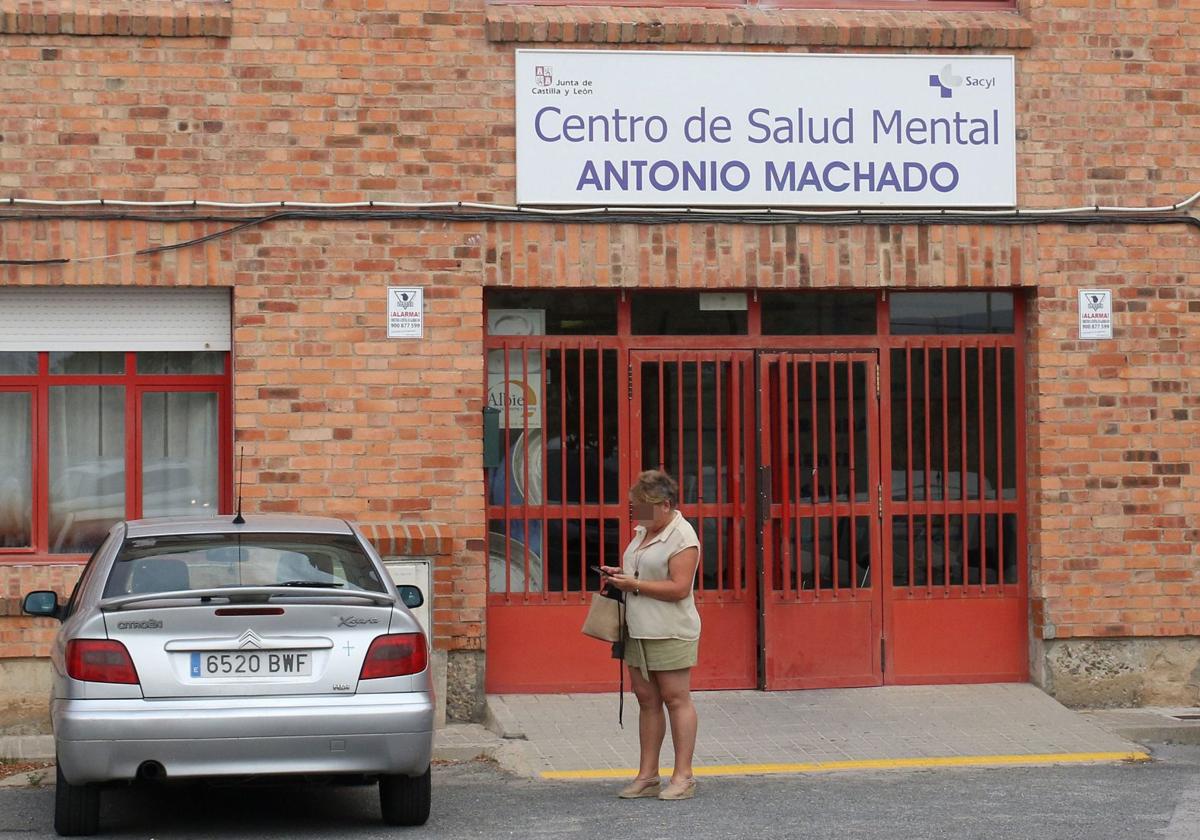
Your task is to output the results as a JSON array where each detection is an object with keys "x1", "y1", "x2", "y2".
[
  {"x1": 630, "y1": 351, "x2": 757, "y2": 690},
  {"x1": 759, "y1": 352, "x2": 882, "y2": 689},
  {"x1": 882, "y1": 340, "x2": 1027, "y2": 683},
  {"x1": 485, "y1": 338, "x2": 628, "y2": 692}
]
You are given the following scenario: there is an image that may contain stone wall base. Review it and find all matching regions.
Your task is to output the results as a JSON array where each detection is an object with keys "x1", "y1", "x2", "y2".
[
  {"x1": 0, "y1": 659, "x2": 52, "y2": 735},
  {"x1": 1039, "y1": 637, "x2": 1200, "y2": 708},
  {"x1": 445, "y1": 651, "x2": 487, "y2": 723}
]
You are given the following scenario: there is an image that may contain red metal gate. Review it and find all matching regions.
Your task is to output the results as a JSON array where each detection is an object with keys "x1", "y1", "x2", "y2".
[
  {"x1": 758, "y1": 352, "x2": 882, "y2": 689},
  {"x1": 882, "y1": 339, "x2": 1027, "y2": 683},
  {"x1": 631, "y1": 351, "x2": 757, "y2": 690},
  {"x1": 484, "y1": 341, "x2": 757, "y2": 692},
  {"x1": 483, "y1": 293, "x2": 1027, "y2": 693}
]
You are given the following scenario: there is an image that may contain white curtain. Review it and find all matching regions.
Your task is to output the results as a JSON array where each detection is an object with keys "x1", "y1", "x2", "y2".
[
  {"x1": 0, "y1": 392, "x2": 32, "y2": 547},
  {"x1": 48, "y1": 386, "x2": 125, "y2": 554},
  {"x1": 141, "y1": 392, "x2": 219, "y2": 518}
]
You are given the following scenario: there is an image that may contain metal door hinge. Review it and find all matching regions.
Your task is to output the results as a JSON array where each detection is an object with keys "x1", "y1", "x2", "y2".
[
  {"x1": 875, "y1": 364, "x2": 880, "y2": 399},
  {"x1": 877, "y1": 483, "x2": 883, "y2": 520},
  {"x1": 881, "y1": 636, "x2": 886, "y2": 670},
  {"x1": 627, "y1": 364, "x2": 633, "y2": 400}
]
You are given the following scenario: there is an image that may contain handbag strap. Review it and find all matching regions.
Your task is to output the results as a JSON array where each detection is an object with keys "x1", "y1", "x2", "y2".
[{"x1": 617, "y1": 595, "x2": 626, "y2": 728}]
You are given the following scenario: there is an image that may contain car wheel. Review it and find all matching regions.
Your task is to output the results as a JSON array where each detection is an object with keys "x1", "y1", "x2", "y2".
[
  {"x1": 379, "y1": 765, "x2": 431, "y2": 826},
  {"x1": 54, "y1": 763, "x2": 100, "y2": 837}
]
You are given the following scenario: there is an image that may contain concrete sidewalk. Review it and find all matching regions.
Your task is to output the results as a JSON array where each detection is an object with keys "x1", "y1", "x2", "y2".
[
  {"x1": 481, "y1": 683, "x2": 1152, "y2": 780},
  {"x1": 1, "y1": 683, "x2": 1177, "y2": 785}
]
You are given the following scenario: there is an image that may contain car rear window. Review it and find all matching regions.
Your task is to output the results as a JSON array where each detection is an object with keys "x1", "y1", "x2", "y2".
[{"x1": 104, "y1": 532, "x2": 387, "y2": 598}]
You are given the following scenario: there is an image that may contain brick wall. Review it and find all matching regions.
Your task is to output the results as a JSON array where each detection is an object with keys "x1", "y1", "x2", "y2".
[
  {"x1": 1, "y1": 565, "x2": 84, "y2": 657},
  {"x1": 1027, "y1": 224, "x2": 1200, "y2": 640},
  {"x1": 1, "y1": 0, "x2": 1198, "y2": 669}
]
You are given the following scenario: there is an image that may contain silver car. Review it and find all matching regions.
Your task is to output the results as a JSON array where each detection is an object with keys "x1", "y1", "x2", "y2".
[{"x1": 23, "y1": 515, "x2": 434, "y2": 836}]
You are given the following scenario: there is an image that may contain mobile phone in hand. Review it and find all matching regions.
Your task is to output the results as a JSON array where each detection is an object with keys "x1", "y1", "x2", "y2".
[{"x1": 589, "y1": 565, "x2": 605, "y2": 575}]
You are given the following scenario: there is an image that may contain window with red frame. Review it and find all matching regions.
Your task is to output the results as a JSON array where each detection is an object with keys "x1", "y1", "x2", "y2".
[{"x1": 0, "y1": 351, "x2": 232, "y2": 559}]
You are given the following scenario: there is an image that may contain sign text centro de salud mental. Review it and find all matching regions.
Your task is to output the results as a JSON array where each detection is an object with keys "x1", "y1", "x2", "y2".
[{"x1": 516, "y1": 51, "x2": 1016, "y2": 208}]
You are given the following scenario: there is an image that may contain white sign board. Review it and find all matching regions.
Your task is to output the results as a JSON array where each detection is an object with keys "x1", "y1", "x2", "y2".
[
  {"x1": 517, "y1": 50, "x2": 1016, "y2": 208},
  {"x1": 1079, "y1": 289, "x2": 1113, "y2": 339},
  {"x1": 387, "y1": 287, "x2": 423, "y2": 339}
]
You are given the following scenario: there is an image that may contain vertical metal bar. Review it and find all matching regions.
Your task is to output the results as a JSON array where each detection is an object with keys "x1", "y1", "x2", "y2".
[
  {"x1": 789, "y1": 357, "x2": 800, "y2": 596},
  {"x1": 715, "y1": 359, "x2": 725, "y2": 591},
  {"x1": 828, "y1": 356, "x2": 840, "y2": 592},
  {"x1": 578, "y1": 345, "x2": 587, "y2": 596},
  {"x1": 995, "y1": 344, "x2": 1006, "y2": 594},
  {"x1": 558, "y1": 344, "x2": 567, "y2": 596},
  {"x1": 624, "y1": 345, "x2": 633, "y2": 571},
  {"x1": 977, "y1": 341, "x2": 987, "y2": 591},
  {"x1": 940, "y1": 345, "x2": 950, "y2": 592},
  {"x1": 598, "y1": 347, "x2": 607, "y2": 592},
  {"x1": 809, "y1": 355, "x2": 820, "y2": 597},
  {"x1": 905, "y1": 344, "x2": 915, "y2": 591},
  {"x1": 731, "y1": 358, "x2": 743, "y2": 593},
  {"x1": 657, "y1": 359, "x2": 666, "y2": 472},
  {"x1": 502, "y1": 343, "x2": 512, "y2": 598},
  {"x1": 676, "y1": 357, "x2": 685, "y2": 506},
  {"x1": 782, "y1": 357, "x2": 792, "y2": 592},
  {"x1": 960, "y1": 343, "x2": 968, "y2": 592},
  {"x1": 922, "y1": 344, "x2": 933, "y2": 595},
  {"x1": 523, "y1": 342, "x2": 535, "y2": 598},
  {"x1": 847, "y1": 359, "x2": 858, "y2": 590}
]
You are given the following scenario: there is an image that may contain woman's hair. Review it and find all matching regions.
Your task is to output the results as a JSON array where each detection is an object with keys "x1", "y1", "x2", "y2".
[{"x1": 630, "y1": 469, "x2": 678, "y2": 507}]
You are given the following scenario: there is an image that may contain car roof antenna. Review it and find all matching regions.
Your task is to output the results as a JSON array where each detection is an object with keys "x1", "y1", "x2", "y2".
[{"x1": 232, "y1": 446, "x2": 246, "y2": 525}]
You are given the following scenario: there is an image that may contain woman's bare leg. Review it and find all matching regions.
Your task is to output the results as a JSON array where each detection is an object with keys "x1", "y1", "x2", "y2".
[
  {"x1": 654, "y1": 667, "x2": 697, "y2": 783},
  {"x1": 629, "y1": 665, "x2": 665, "y2": 781}
]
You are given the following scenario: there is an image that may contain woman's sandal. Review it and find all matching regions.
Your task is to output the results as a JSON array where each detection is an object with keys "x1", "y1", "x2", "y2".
[
  {"x1": 657, "y1": 777, "x2": 696, "y2": 800},
  {"x1": 617, "y1": 777, "x2": 662, "y2": 799}
]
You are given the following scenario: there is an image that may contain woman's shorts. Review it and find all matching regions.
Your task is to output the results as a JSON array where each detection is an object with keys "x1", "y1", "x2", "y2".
[{"x1": 624, "y1": 637, "x2": 699, "y2": 680}]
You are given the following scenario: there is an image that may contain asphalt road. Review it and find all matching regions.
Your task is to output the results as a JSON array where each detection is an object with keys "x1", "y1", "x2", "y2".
[{"x1": 3, "y1": 746, "x2": 1199, "y2": 840}]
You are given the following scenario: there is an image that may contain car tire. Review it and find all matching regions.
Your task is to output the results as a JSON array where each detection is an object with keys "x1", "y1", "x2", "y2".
[
  {"x1": 379, "y1": 765, "x2": 431, "y2": 826},
  {"x1": 54, "y1": 763, "x2": 100, "y2": 837}
]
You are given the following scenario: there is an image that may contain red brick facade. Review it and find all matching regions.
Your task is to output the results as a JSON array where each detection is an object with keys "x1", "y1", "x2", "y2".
[{"x1": 1, "y1": 0, "x2": 1198, "y2": 710}]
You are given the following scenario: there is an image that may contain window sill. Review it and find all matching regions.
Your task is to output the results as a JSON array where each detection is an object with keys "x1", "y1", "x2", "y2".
[
  {"x1": 485, "y1": 5, "x2": 1033, "y2": 48},
  {"x1": 0, "y1": 0, "x2": 232, "y2": 38}
]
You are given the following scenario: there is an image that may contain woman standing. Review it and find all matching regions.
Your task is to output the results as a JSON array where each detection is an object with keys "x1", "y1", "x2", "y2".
[{"x1": 600, "y1": 469, "x2": 701, "y2": 801}]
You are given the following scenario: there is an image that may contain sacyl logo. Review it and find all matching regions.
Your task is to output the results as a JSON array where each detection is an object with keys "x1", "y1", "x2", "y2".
[
  {"x1": 535, "y1": 65, "x2": 553, "y2": 87},
  {"x1": 928, "y1": 64, "x2": 963, "y2": 99},
  {"x1": 117, "y1": 619, "x2": 163, "y2": 630},
  {"x1": 338, "y1": 616, "x2": 380, "y2": 627},
  {"x1": 929, "y1": 64, "x2": 997, "y2": 98}
]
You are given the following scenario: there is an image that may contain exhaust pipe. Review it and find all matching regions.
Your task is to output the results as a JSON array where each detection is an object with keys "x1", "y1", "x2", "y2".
[{"x1": 137, "y1": 760, "x2": 167, "y2": 782}]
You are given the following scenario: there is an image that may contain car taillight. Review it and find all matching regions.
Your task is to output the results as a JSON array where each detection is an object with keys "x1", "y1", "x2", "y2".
[
  {"x1": 67, "y1": 640, "x2": 140, "y2": 685},
  {"x1": 359, "y1": 633, "x2": 428, "y2": 680}
]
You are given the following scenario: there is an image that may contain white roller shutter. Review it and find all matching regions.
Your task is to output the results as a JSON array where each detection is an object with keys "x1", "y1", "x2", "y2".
[{"x1": 0, "y1": 287, "x2": 231, "y2": 352}]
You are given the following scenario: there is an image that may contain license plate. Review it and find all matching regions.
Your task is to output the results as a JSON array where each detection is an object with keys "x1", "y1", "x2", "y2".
[{"x1": 190, "y1": 651, "x2": 312, "y2": 678}]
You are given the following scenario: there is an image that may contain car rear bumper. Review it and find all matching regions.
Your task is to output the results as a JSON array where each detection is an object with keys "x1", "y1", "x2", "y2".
[{"x1": 53, "y1": 693, "x2": 434, "y2": 785}]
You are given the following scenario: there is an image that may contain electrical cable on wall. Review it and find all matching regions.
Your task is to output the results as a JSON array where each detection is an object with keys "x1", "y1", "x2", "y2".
[{"x1": 0, "y1": 189, "x2": 1197, "y2": 267}]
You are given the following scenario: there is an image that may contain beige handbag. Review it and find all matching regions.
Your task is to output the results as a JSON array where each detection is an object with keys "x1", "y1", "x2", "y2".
[{"x1": 581, "y1": 592, "x2": 622, "y2": 642}]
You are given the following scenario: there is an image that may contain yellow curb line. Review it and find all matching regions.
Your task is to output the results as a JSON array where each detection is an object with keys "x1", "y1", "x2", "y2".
[{"x1": 540, "y1": 751, "x2": 1152, "y2": 780}]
